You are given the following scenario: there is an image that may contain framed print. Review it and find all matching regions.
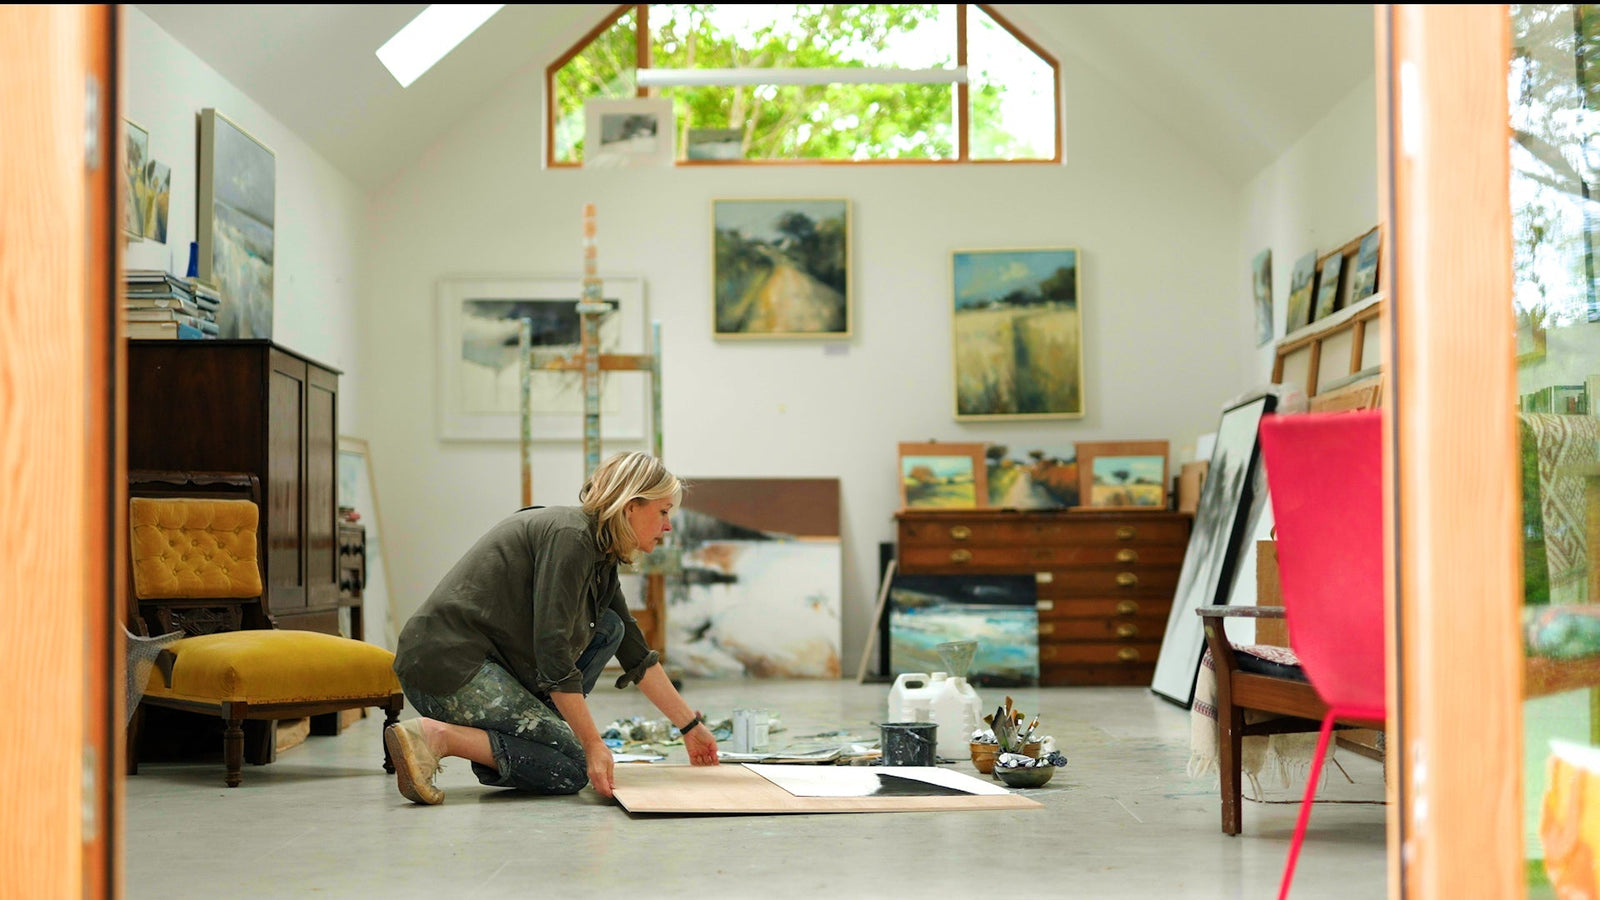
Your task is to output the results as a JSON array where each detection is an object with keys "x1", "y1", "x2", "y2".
[
  {"x1": 898, "y1": 442, "x2": 988, "y2": 510},
  {"x1": 337, "y1": 436, "x2": 396, "y2": 650},
  {"x1": 952, "y1": 247, "x2": 1083, "y2": 420},
  {"x1": 1284, "y1": 249, "x2": 1317, "y2": 334},
  {"x1": 1074, "y1": 440, "x2": 1170, "y2": 510},
  {"x1": 1252, "y1": 248, "x2": 1273, "y2": 346},
  {"x1": 198, "y1": 108, "x2": 275, "y2": 340},
  {"x1": 1348, "y1": 226, "x2": 1381, "y2": 303},
  {"x1": 713, "y1": 198, "x2": 851, "y2": 338},
  {"x1": 1150, "y1": 392, "x2": 1279, "y2": 707},
  {"x1": 583, "y1": 98, "x2": 675, "y2": 168},
  {"x1": 435, "y1": 275, "x2": 646, "y2": 442},
  {"x1": 1312, "y1": 251, "x2": 1344, "y2": 321},
  {"x1": 123, "y1": 118, "x2": 148, "y2": 239}
]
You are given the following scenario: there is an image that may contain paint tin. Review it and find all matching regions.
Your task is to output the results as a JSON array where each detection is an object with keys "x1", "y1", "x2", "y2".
[
  {"x1": 731, "y1": 708, "x2": 770, "y2": 753},
  {"x1": 880, "y1": 721, "x2": 938, "y2": 766}
]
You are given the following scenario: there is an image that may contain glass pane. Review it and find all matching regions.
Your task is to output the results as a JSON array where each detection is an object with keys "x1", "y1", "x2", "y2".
[
  {"x1": 1512, "y1": 5, "x2": 1600, "y2": 896},
  {"x1": 650, "y1": 4, "x2": 957, "y2": 160},
  {"x1": 968, "y1": 6, "x2": 1056, "y2": 160},
  {"x1": 552, "y1": 10, "x2": 638, "y2": 164}
]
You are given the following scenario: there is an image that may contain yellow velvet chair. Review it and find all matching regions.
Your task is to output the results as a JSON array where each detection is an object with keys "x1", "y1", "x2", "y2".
[{"x1": 128, "y1": 496, "x2": 404, "y2": 787}]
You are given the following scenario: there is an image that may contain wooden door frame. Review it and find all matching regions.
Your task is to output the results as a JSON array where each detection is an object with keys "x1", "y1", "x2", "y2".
[
  {"x1": 1379, "y1": 5, "x2": 1523, "y2": 897},
  {"x1": 0, "y1": 4, "x2": 121, "y2": 897}
]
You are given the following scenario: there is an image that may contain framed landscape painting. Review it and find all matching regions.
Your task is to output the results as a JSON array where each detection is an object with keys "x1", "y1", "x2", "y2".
[
  {"x1": 198, "y1": 108, "x2": 275, "y2": 340},
  {"x1": 1312, "y1": 252, "x2": 1344, "y2": 321},
  {"x1": 1284, "y1": 249, "x2": 1317, "y2": 334},
  {"x1": 1074, "y1": 440, "x2": 1170, "y2": 510},
  {"x1": 713, "y1": 198, "x2": 850, "y2": 338},
  {"x1": 1252, "y1": 248, "x2": 1273, "y2": 346},
  {"x1": 952, "y1": 248, "x2": 1083, "y2": 420},
  {"x1": 1349, "y1": 227, "x2": 1381, "y2": 303},
  {"x1": 899, "y1": 442, "x2": 987, "y2": 510},
  {"x1": 435, "y1": 276, "x2": 645, "y2": 442}
]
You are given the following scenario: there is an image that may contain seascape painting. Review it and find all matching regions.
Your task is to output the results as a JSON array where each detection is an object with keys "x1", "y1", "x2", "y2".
[
  {"x1": 457, "y1": 297, "x2": 622, "y2": 415},
  {"x1": 1252, "y1": 248, "x2": 1273, "y2": 346},
  {"x1": 659, "y1": 479, "x2": 842, "y2": 679},
  {"x1": 986, "y1": 445, "x2": 1077, "y2": 509},
  {"x1": 199, "y1": 109, "x2": 275, "y2": 340},
  {"x1": 952, "y1": 248, "x2": 1082, "y2": 419},
  {"x1": 714, "y1": 198, "x2": 850, "y2": 337},
  {"x1": 888, "y1": 574, "x2": 1039, "y2": 687},
  {"x1": 1284, "y1": 250, "x2": 1317, "y2": 334}
]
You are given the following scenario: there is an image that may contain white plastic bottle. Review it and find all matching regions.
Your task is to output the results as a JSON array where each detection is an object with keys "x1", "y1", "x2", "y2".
[
  {"x1": 928, "y1": 672, "x2": 983, "y2": 759},
  {"x1": 887, "y1": 672, "x2": 939, "y2": 723}
]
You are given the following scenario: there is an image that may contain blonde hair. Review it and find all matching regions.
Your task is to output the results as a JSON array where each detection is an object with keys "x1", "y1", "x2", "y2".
[{"x1": 579, "y1": 451, "x2": 682, "y2": 562}]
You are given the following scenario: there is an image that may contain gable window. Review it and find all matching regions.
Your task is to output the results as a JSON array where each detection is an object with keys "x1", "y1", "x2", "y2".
[{"x1": 546, "y1": 4, "x2": 1060, "y2": 166}]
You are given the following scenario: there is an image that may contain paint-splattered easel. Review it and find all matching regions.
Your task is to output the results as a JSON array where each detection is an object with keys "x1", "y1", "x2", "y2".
[{"x1": 518, "y1": 203, "x2": 670, "y2": 652}]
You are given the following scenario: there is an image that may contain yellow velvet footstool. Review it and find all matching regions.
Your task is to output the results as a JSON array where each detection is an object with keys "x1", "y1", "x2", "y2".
[{"x1": 129, "y1": 496, "x2": 405, "y2": 787}]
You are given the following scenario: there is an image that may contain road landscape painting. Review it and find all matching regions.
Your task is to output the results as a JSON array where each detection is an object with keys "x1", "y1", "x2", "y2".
[
  {"x1": 953, "y1": 248, "x2": 1081, "y2": 419},
  {"x1": 714, "y1": 199, "x2": 849, "y2": 337}
]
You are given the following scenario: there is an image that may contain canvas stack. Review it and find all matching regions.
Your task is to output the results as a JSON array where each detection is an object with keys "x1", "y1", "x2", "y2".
[{"x1": 124, "y1": 269, "x2": 220, "y2": 339}]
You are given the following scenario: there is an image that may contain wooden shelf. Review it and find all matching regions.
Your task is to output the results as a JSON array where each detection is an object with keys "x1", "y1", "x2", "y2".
[
  {"x1": 1272, "y1": 292, "x2": 1386, "y2": 398},
  {"x1": 1526, "y1": 655, "x2": 1600, "y2": 699}
]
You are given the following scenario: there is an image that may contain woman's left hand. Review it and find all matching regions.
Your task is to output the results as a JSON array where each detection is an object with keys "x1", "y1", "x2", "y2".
[{"x1": 683, "y1": 724, "x2": 719, "y2": 766}]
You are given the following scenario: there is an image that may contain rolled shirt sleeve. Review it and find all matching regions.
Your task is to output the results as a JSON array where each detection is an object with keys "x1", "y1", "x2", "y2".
[
  {"x1": 530, "y1": 527, "x2": 597, "y2": 694},
  {"x1": 607, "y1": 576, "x2": 660, "y2": 688}
]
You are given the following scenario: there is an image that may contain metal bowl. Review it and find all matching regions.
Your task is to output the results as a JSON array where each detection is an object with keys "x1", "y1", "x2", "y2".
[{"x1": 995, "y1": 764, "x2": 1055, "y2": 789}]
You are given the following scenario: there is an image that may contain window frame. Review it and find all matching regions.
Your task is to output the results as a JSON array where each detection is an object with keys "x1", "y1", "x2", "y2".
[{"x1": 543, "y1": 3, "x2": 1061, "y2": 167}]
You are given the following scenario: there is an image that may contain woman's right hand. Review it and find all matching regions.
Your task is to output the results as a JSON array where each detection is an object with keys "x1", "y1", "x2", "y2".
[{"x1": 584, "y1": 740, "x2": 615, "y2": 798}]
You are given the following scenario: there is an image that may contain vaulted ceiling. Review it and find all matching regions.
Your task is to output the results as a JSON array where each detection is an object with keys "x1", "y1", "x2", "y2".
[{"x1": 134, "y1": 4, "x2": 1374, "y2": 192}]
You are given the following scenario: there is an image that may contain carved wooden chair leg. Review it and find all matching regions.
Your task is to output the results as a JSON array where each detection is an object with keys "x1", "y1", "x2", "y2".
[
  {"x1": 223, "y1": 703, "x2": 245, "y2": 788},
  {"x1": 382, "y1": 697, "x2": 403, "y2": 774}
]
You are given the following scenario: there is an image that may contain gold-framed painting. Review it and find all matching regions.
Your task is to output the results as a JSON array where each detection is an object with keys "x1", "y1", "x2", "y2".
[
  {"x1": 712, "y1": 197, "x2": 851, "y2": 339},
  {"x1": 951, "y1": 247, "x2": 1083, "y2": 420},
  {"x1": 1074, "y1": 440, "x2": 1170, "y2": 511},
  {"x1": 898, "y1": 442, "x2": 988, "y2": 511}
]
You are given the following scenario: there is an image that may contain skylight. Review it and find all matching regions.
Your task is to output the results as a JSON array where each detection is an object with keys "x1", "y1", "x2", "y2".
[{"x1": 376, "y1": 4, "x2": 504, "y2": 88}]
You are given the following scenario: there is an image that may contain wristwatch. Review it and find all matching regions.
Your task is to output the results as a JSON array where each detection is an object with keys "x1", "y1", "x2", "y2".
[{"x1": 676, "y1": 712, "x2": 705, "y2": 735}]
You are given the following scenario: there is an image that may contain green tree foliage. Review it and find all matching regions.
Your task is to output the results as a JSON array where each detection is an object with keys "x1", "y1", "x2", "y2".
[{"x1": 553, "y1": 5, "x2": 1033, "y2": 162}]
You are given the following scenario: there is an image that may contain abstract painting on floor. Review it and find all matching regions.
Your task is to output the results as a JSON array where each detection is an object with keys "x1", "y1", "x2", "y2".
[
  {"x1": 659, "y1": 478, "x2": 841, "y2": 678},
  {"x1": 888, "y1": 573, "x2": 1038, "y2": 686}
]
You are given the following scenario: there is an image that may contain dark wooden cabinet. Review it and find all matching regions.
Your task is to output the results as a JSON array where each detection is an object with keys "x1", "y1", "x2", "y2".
[
  {"x1": 127, "y1": 340, "x2": 344, "y2": 634},
  {"x1": 896, "y1": 508, "x2": 1191, "y2": 686}
]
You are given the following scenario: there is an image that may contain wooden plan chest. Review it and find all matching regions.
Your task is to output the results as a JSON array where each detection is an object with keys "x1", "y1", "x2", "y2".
[{"x1": 896, "y1": 509, "x2": 1191, "y2": 686}]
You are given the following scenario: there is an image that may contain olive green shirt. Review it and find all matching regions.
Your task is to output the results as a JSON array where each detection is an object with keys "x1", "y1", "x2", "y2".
[{"x1": 394, "y1": 506, "x2": 659, "y2": 697}]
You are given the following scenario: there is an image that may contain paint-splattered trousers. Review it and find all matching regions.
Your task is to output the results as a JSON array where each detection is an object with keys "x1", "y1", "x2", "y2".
[{"x1": 397, "y1": 608, "x2": 625, "y2": 795}]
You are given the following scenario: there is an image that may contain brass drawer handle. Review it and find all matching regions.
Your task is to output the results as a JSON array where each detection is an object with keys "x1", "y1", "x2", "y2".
[
  {"x1": 1117, "y1": 647, "x2": 1141, "y2": 663},
  {"x1": 1038, "y1": 622, "x2": 1055, "y2": 636},
  {"x1": 1116, "y1": 526, "x2": 1137, "y2": 541},
  {"x1": 1041, "y1": 646, "x2": 1058, "y2": 662},
  {"x1": 1116, "y1": 548, "x2": 1139, "y2": 563},
  {"x1": 1115, "y1": 572, "x2": 1139, "y2": 588},
  {"x1": 1116, "y1": 600, "x2": 1139, "y2": 616},
  {"x1": 950, "y1": 549, "x2": 972, "y2": 564},
  {"x1": 1115, "y1": 623, "x2": 1139, "y2": 639},
  {"x1": 950, "y1": 525, "x2": 972, "y2": 541}
]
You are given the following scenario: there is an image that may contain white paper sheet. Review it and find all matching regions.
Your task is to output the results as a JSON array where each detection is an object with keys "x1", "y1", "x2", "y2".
[{"x1": 745, "y1": 764, "x2": 1010, "y2": 797}]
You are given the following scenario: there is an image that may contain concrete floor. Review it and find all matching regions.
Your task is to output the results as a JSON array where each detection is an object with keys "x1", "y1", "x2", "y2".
[{"x1": 124, "y1": 680, "x2": 1387, "y2": 898}]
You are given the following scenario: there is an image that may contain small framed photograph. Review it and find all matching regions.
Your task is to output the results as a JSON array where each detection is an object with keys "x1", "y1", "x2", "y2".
[
  {"x1": 898, "y1": 442, "x2": 989, "y2": 510},
  {"x1": 583, "y1": 98, "x2": 675, "y2": 168},
  {"x1": 1074, "y1": 440, "x2": 1170, "y2": 511}
]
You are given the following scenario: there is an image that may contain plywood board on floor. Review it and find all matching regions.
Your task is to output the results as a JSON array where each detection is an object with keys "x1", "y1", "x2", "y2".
[{"x1": 611, "y1": 764, "x2": 1042, "y2": 814}]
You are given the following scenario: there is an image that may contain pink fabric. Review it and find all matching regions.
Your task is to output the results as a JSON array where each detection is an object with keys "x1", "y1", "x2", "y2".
[{"x1": 1260, "y1": 410, "x2": 1386, "y2": 715}]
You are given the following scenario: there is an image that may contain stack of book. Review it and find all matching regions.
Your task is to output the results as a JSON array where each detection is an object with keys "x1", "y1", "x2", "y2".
[{"x1": 124, "y1": 269, "x2": 221, "y2": 340}]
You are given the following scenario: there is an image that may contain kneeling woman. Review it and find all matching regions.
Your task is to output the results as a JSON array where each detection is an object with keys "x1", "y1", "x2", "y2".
[{"x1": 386, "y1": 451, "x2": 718, "y2": 804}]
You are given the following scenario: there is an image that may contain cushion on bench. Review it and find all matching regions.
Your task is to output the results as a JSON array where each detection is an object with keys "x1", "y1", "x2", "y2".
[{"x1": 143, "y1": 630, "x2": 399, "y2": 705}]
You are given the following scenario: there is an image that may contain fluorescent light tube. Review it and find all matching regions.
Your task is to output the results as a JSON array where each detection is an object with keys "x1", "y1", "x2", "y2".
[
  {"x1": 636, "y1": 66, "x2": 968, "y2": 88},
  {"x1": 376, "y1": 4, "x2": 504, "y2": 88}
]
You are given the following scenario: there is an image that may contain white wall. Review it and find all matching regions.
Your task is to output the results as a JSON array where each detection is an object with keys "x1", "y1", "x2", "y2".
[
  {"x1": 1238, "y1": 75, "x2": 1380, "y2": 384},
  {"x1": 364, "y1": 41, "x2": 1245, "y2": 675},
  {"x1": 123, "y1": 8, "x2": 369, "y2": 432}
]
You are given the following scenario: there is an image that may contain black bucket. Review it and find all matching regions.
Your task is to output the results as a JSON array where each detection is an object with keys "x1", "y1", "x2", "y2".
[{"x1": 881, "y1": 721, "x2": 938, "y2": 766}]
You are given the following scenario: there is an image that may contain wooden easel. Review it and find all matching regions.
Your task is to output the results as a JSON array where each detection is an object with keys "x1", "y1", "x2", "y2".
[{"x1": 518, "y1": 203, "x2": 669, "y2": 652}]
